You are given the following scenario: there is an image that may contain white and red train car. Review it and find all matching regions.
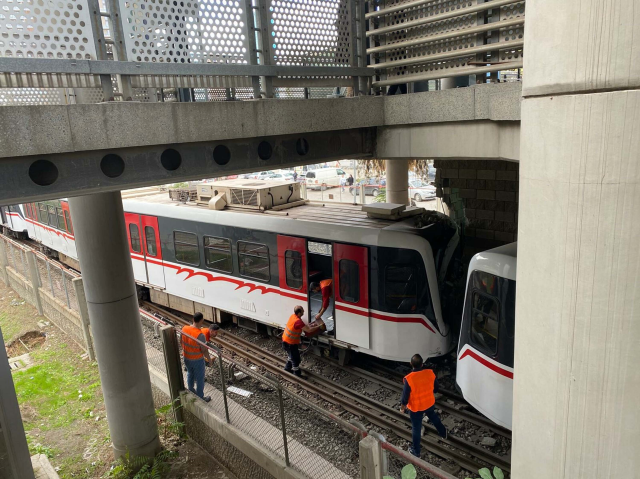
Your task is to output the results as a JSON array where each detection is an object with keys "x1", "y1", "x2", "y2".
[
  {"x1": 2, "y1": 193, "x2": 461, "y2": 363},
  {"x1": 455, "y1": 243, "x2": 516, "y2": 430}
]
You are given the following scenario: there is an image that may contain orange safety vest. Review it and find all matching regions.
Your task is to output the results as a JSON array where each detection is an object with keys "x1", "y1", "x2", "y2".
[
  {"x1": 282, "y1": 314, "x2": 303, "y2": 345},
  {"x1": 404, "y1": 369, "x2": 436, "y2": 412},
  {"x1": 201, "y1": 327, "x2": 211, "y2": 343},
  {"x1": 320, "y1": 279, "x2": 333, "y2": 292},
  {"x1": 182, "y1": 325, "x2": 204, "y2": 360}
]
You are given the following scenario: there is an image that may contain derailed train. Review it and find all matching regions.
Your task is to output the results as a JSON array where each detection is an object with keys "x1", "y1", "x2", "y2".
[{"x1": 1, "y1": 190, "x2": 517, "y2": 429}]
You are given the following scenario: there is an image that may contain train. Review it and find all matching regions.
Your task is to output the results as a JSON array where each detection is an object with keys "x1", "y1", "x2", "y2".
[
  {"x1": 1, "y1": 180, "x2": 462, "y2": 363},
  {"x1": 1, "y1": 182, "x2": 517, "y2": 429}
]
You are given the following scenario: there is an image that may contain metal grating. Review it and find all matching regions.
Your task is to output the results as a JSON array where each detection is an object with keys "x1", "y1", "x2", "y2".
[
  {"x1": 193, "y1": 87, "x2": 253, "y2": 101},
  {"x1": 0, "y1": 87, "x2": 67, "y2": 104},
  {"x1": 269, "y1": 0, "x2": 352, "y2": 67},
  {"x1": 229, "y1": 188, "x2": 258, "y2": 206},
  {"x1": 119, "y1": 0, "x2": 250, "y2": 64},
  {"x1": 0, "y1": 0, "x2": 98, "y2": 59}
]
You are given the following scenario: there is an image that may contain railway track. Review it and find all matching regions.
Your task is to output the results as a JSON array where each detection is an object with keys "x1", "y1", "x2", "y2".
[{"x1": 141, "y1": 302, "x2": 511, "y2": 475}]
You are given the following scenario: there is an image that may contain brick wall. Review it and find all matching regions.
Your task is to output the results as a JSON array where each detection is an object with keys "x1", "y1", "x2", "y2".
[{"x1": 434, "y1": 159, "x2": 519, "y2": 243}]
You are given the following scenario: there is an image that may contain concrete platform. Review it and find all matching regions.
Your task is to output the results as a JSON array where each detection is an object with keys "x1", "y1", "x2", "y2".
[{"x1": 32, "y1": 454, "x2": 60, "y2": 479}]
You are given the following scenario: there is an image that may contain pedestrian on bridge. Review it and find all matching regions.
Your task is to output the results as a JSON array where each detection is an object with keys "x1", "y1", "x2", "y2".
[
  {"x1": 400, "y1": 353, "x2": 447, "y2": 457},
  {"x1": 282, "y1": 305, "x2": 321, "y2": 377},
  {"x1": 181, "y1": 312, "x2": 212, "y2": 402}
]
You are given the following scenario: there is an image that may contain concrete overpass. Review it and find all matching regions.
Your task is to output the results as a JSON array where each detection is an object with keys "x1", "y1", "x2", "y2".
[{"x1": 0, "y1": 82, "x2": 521, "y2": 205}]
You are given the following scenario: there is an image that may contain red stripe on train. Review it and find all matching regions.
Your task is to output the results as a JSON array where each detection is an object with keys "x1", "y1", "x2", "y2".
[
  {"x1": 335, "y1": 304, "x2": 436, "y2": 334},
  {"x1": 458, "y1": 348, "x2": 513, "y2": 379},
  {"x1": 11, "y1": 214, "x2": 75, "y2": 241}
]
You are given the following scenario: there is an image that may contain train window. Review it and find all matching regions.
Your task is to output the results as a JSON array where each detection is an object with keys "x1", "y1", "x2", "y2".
[
  {"x1": 470, "y1": 291, "x2": 499, "y2": 355},
  {"x1": 238, "y1": 241, "x2": 270, "y2": 281},
  {"x1": 174, "y1": 231, "x2": 200, "y2": 266},
  {"x1": 47, "y1": 206, "x2": 57, "y2": 228},
  {"x1": 129, "y1": 224, "x2": 142, "y2": 253},
  {"x1": 64, "y1": 211, "x2": 73, "y2": 235},
  {"x1": 204, "y1": 236, "x2": 232, "y2": 273},
  {"x1": 56, "y1": 208, "x2": 66, "y2": 231},
  {"x1": 285, "y1": 250, "x2": 303, "y2": 289},
  {"x1": 472, "y1": 270, "x2": 498, "y2": 296},
  {"x1": 385, "y1": 264, "x2": 417, "y2": 312},
  {"x1": 145, "y1": 226, "x2": 157, "y2": 257},
  {"x1": 339, "y1": 259, "x2": 359, "y2": 304},
  {"x1": 38, "y1": 203, "x2": 48, "y2": 224}
]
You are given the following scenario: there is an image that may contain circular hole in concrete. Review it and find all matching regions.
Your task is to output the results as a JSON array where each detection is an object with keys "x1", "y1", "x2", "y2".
[
  {"x1": 28, "y1": 159, "x2": 58, "y2": 186},
  {"x1": 161, "y1": 149, "x2": 182, "y2": 171},
  {"x1": 100, "y1": 154, "x2": 125, "y2": 178},
  {"x1": 257, "y1": 141, "x2": 273, "y2": 161},
  {"x1": 296, "y1": 138, "x2": 309, "y2": 156},
  {"x1": 213, "y1": 145, "x2": 231, "y2": 166}
]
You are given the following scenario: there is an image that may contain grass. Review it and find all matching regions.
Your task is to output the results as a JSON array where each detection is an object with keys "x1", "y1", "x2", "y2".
[{"x1": 1, "y1": 282, "x2": 112, "y2": 478}]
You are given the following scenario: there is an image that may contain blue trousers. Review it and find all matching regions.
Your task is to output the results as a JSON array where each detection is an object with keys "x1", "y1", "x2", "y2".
[
  {"x1": 409, "y1": 406, "x2": 446, "y2": 456},
  {"x1": 184, "y1": 357, "x2": 206, "y2": 398}
]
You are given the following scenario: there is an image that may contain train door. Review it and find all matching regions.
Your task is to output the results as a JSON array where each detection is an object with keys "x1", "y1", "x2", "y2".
[
  {"x1": 307, "y1": 241, "x2": 334, "y2": 330},
  {"x1": 141, "y1": 216, "x2": 165, "y2": 288},
  {"x1": 277, "y1": 235, "x2": 307, "y2": 318},
  {"x1": 333, "y1": 244, "x2": 369, "y2": 348},
  {"x1": 125, "y1": 213, "x2": 149, "y2": 284}
]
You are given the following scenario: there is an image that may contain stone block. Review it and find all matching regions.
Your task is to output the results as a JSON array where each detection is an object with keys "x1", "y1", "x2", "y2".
[
  {"x1": 485, "y1": 200, "x2": 502, "y2": 211},
  {"x1": 504, "y1": 181, "x2": 519, "y2": 192},
  {"x1": 477, "y1": 190, "x2": 496, "y2": 200},
  {"x1": 449, "y1": 178, "x2": 467, "y2": 188},
  {"x1": 486, "y1": 160, "x2": 507, "y2": 170},
  {"x1": 494, "y1": 180, "x2": 506, "y2": 191},
  {"x1": 459, "y1": 169, "x2": 477, "y2": 179},
  {"x1": 496, "y1": 170, "x2": 517, "y2": 181},
  {"x1": 443, "y1": 169, "x2": 459, "y2": 178},
  {"x1": 504, "y1": 201, "x2": 519, "y2": 213},
  {"x1": 495, "y1": 231, "x2": 515, "y2": 243},
  {"x1": 466, "y1": 199, "x2": 485, "y2": 209},
  {"x1": 477, "y1": 170, "x2": 496, "y2": 180},
  {"x1": 466, "y1": 179, "x2": 486, "y2": 190},
  {"x1": 469, "y1": 219, "x2": 492, "y2": 230},
  {"x1": 459, "y1": 189, "x2": 477, "y2": 199},
  {"x1": 476, "y1": 209, "x2": 494, "y2": 220},
  {"x1": 465, "y1": 208, "x2": 476, "y2": 219},
  {"x1": 475, "y1": 229, "x2": 495, "y2": 240},
  {"x1": 496, "y1": 191, "x2": 517, "y2": 202},
  {"x1": 506, "y1": 161, "x2": 519, "y2": 171}
]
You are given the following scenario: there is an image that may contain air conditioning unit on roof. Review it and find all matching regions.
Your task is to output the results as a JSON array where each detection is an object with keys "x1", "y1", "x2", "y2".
[{"x1": 196, "y1": 179, "x2": 302, "y2": 210}]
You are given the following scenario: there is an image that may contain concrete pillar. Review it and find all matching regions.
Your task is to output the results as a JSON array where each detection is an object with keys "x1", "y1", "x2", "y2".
[
  {"x1": 513, "y1": 2, "x2": 640, "y2": 478},
  {"x1": 359, "y1": 435, "x2": 383, "y2": 479},
  {"x1": 68, "y1": 192, "x2": 160, "y2": 459},
  {"x1": 386, "y1": 159, "x2": 408, "y2": 205}
]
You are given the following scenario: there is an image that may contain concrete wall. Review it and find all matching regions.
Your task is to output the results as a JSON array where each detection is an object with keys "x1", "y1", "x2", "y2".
[{"x1": 435, "y1": 159, "x2": 519, "y2": 243}]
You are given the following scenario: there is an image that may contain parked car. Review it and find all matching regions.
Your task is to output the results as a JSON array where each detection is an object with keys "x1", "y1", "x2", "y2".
[
  {"x1": 305, "y1": 167, "x2": 347, "y2": 190},
  {"x1": 350, "y1": 178, "x2": 385, "y2": 197},
  {"x1": 409, "y1": 180, "x2": 436, "y2": 201},
  {"x1": 250, "y1": 171, "x2": 275, "y2": 180},
  {"x1": 267, "y1": 173, "x2": 294, "y2": 181}
]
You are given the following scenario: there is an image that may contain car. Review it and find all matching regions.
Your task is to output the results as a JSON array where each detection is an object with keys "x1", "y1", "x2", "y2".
[
  {"x1": 267, "y1": 173, "x2": 294, "y2": 181},
  {"x1": 350, "y1": 178, "x2": 385, "y2": 197},
  {"x1": 409, "y1": 180, "x2": 436, "y2": 202},
  {"x1": 250, "y1": 171, "x2": 275, "y2": 180},
  {"x1": 305, "y1": 168, "x2": 347, "y2": 190}
]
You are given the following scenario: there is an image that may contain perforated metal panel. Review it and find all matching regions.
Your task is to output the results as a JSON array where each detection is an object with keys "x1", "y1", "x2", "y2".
[
  {"x1": 119, "y1": 0, "x2": 250, "y2": 64},
  {"x1": 0, "y1": 0, "x2": 98, "y2": 59},
  {"x1": 269, "y1": 0, "x2": 352, "y2": 67},
  {"x1": 0, "y1": 87, "x2": 67, "y2": 104},
  {"x1": 193, "y1": 87, "x2": 252, "y2": 101}
]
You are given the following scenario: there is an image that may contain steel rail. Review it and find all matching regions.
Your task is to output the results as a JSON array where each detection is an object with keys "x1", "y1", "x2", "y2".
[{"x1": 216, "y1": 332, "x2": 510, "y2": 473}]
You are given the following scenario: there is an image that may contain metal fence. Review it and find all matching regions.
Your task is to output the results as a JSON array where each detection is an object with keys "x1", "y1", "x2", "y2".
[
  {"x1": 34, "y1": 254, "x2": 80, "y2": 314},
  {"x1": 381, "y1": 439, "x2": 459, "y2": 479},
  {"x1": 140, "y1": 312, "x2": 357, "y2": 479}
]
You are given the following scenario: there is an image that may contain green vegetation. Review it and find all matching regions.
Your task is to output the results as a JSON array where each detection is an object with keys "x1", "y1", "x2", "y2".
[
  {"x1": 384, "y1": 464, "x2": 417, "y2": 479},
  {"x1": 467, "y1": 466, "x2": 504, "y2": 479},
  {"x1": 106, "y1": 450, "x2": 178, "y2": 479}
]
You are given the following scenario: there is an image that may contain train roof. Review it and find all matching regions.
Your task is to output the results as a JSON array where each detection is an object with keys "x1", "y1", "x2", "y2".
[{"x1": 467, "y1": 242, "x2": 517, "y2": 282}]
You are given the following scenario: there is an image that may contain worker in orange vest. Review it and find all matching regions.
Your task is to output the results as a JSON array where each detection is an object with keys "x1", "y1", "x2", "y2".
[
  {"x1": 201, "y1": 323, "x2": 220, "y2": 343},
  {"x1": 282, "y1": 305, "x2": 321, "y2": 377},
  {"x1": 181, "y1": 312, "x2": 212, "y2": 402},
  {"x1": 310, "y1": 279, "x2": 333, "y2": 321},
  {"x1": 400, "y1": 354, "x2": 447, "y2": 457}
]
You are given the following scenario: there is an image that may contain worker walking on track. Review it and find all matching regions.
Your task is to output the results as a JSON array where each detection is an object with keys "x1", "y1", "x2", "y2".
[
  {"x1": 400, "y1": 353, "x2": 447, "y2": 457},
  {"x1": 201, "y1": 323, "x2": 220, "y2": 343},
  {"x1": 282, "y1": 305, "x2": 321, "y2": 377},
  {"x1": 181, "y1": 312, "x2": 212, "y2": 402},
  {"x1": 310, "y1": 279, "x2": 333, "y2": 321}
]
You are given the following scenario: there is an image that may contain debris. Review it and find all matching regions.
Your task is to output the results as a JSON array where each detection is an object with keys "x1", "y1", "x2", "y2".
[
  {"x1": 10, "y1": 299, "x2": 25, "y2": 306},
  {"x1": 227, "y1": 386, "x2": 252, "y2": 397},
  {"x1": 233, "y1": 371, "x2": 247, "y2": 381},
  {"x1": 481, "y1": 437, "x2": 497, "y2": 447}
]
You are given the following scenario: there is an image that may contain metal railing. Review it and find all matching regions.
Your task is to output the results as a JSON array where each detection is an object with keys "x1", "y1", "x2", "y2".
[
  {"x1": 367, "y1": 0, "x2": 525, "y2": 88},
  {"x1": 140, "y1": 312, "x2": 358, "y2": 479},
  {"x1": 0, "y1": 0, "x2": 371, "y2": 103}
]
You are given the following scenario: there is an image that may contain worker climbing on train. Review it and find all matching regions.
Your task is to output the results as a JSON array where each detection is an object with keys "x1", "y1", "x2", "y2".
[
  {"x1": 282, "y1": 305, "x2": 321, "y2": 377},
  {"x1": 310, "y1": 279, "x2": 333, "y2": 321},
  {"x1": 181, "y1": 312, "x2": 212, "y2": 402},
  {"x1": 400, "y1": 353, "x2": 447, "y2": 457}
]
